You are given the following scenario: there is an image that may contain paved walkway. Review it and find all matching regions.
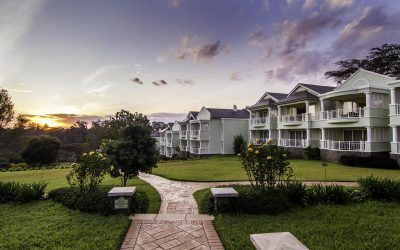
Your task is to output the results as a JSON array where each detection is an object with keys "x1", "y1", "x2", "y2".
[{"x1": 120, "y1": 174, "x2": 357, "y2": 250}]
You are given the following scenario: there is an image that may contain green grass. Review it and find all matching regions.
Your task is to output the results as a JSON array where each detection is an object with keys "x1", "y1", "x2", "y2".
[
  {"x1": 0, "y1": 169, "x2": 161, "y2": 213},
  {"x1": 154, "y1": 157, "x2": 400, "y2": 182},
  {"x1": 213, "y1": 201, "x2": 400, "y2": 250},
  {"x1": 0, "y1": 200, "x2": 130, "y2": 250}
]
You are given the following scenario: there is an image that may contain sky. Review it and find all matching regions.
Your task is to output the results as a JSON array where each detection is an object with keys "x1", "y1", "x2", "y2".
[{"x1": 1, "y1": 0, "x2": 400, "y2": 126}]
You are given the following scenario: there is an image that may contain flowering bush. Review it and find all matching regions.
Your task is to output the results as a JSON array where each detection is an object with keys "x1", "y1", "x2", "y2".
[
  {"x1": 66, "y1": 151, "x2": 110, "y2": 195},
  {"x1": 239, "y1": 139, "x2": 291, "y2": 192}
]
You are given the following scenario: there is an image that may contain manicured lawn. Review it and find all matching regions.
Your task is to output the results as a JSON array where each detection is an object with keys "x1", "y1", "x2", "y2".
[
  {"x1": 213, "y1": 201, "x2": 400, "y2": 250},
  {"x1": 154, "y1": 156, "x2": 400, "y2": 182},
  {"x1": 0, "y1": 169, "x2": 161, "y2": 213},
  {"x1": 0, "y1": 200, "x2": 130, "y2": 250}
]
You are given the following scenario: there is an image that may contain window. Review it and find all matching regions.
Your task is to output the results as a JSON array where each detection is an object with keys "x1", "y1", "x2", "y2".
[
  {"x1": 371, "y1": 93, "x2": 387, "y2": 108},
  {"x1": 372, "y1": 127, "x2": 389, "y2": 141}
]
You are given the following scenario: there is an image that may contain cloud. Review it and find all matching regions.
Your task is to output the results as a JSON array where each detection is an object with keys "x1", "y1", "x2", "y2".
[
  {"x1": 82, "y1": 65, "x2": 124, "y2": 85},
  {"x1": 333, "y1": 6, "x2": 400, "y2": 56},
  {"x1": 176, "y1": 36, "x2": 230, "y2": 63},
  {"x1": 131, "y1": 77, "x2": 143, "y2": 85},
  {"x1": 265, "y1": 70, "x2": 274, "y2": 80},
  {"x1": 176, "y1": 79, "x2": 194, "y2": 85},
  {"x1": 325, "y1": 0, "x2": 353, "y2": 9},
  {"x1": 23, "y1": 113, "x2": 107, "y2": 127},
  {"x1": 229, "y1": 72, "x2": 242, "y2": 81},
  {"x1": 147, "y1": 112, "x2": 187, "y2": 123},
  {"x1": 152, "y1": 81, "x2": 160, "y2": 86},
  {"x1": 156, "y1": 56, "x2": 167, "y2": 62},
  {"x1": 303, "y1": 0, "x2": 317, "y2": 9},
  {"x1": 0, "y1": 0, "x2": 45, "y2": 83},
  {"x1": 248, "y1": 27, "x2": 266, "y2": 47},
  {"x1": 87, "y1": 84, "x2": 111, "y2": 95},
  {"x1": 194, "y1": 40, "x2": 230, "y2": 62},
  {"x1": 167, "y1": 0, "x2": 182, "y2": 8},
  {"x1": 160, "y1": 79, "x2": 167, "y2": 85},
  {"x1": 1, "y1": 83, "x2": 32, "y2": 93}
]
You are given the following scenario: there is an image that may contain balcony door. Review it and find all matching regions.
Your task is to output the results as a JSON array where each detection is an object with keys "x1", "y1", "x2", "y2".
[
  {"x1": 289, "y1": 130, "x2": 306, "y2": 140},
  {"x1": 343, "y1": 129, "x2": 366, "y2": 141}
]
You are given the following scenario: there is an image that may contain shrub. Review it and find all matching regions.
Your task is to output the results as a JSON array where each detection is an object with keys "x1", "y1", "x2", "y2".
[
  {"x1": 339, "y1": 155, "x2": 399, "y2": 169},
  {"x1": 8, "y1": 163, "x2": 29, "y2": 171},
  {"x1": 303, "y1": 146, "x2": 320, "y2": 160},
  {"x1": 21, "y1": 135, "x2": 61, "y2": 166},
  {"x1": 49, "y1": 186, "x2": 149, "y2": 215},
  {"x1": 0, "y1": 181, "x2": 47, "y2": 203},
  {"x1": 198, "y1": 190, "x2": 215, "y2": 214},
  {"x1": 357, "y1": 176, "x2": 400, "y2": 201},
  {"x1": 239, "y1": 140, "x2": 291, "y2": 191},
  {"x1": 277, "y1": 181, "x2": 307, "y2": 206},
  {"x1": 306, "y1": 184, "x2": 359, "y2": 205},
  {"x1": 233, "y1": 134, "x2": 246, "y2": 155},
  {"x1": 66, "y1": 151, "x2": 110, "y2": 195}
]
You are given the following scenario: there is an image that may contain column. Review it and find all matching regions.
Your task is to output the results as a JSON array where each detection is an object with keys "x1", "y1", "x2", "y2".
[
  {"x1": 366, "y1": 127, "x2": 372, "y2": 142},
  {"x1": 278, "y1": 129, "x2": 282, "y2": 146},
  {"x1": 320, "y1": 99, "x2": 325, "y2": 112},
  {"x1": 391, "y1": 88, "x2": 396, "y2": 105},
  {"x1": 306, "y1": 129, "x2": 311, "y2": 147},
  {"x1": 305, "y1": 101, "x2": 310, "y2": 121},
  {"x1": 321, "y1": 128, "x2": 326, "y2": 149},
  {"x1": 366, "y1": 92, "x2": 371, "y2": 108},
  {"x1": 392, "y1": 126, "x2": 398, "y2": 143}
]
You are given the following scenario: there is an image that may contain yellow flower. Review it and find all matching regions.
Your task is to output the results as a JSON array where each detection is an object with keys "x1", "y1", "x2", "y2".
[
  {"x1": 248, "y1": 147, "x2": 253, "y2": 152},
  {"x1": 247, "y1": 143, "x2": 253, "y2": 148},
  {"x1": 283, "y1": 153, "x2": 287, "y2": 158},
  {"x1": 82, "y1": 153, "x2": 87, "y2": 156},
  {"x1": 255, "y1": 150, "x2": 259, "y2": 154},
  {"x1": 89, "y1": 151, "x2": 95, "y2": 156},
  {"x1": 267, "y1": 155, "x2": 272, "y2": 160},
  {"x1": 256, "y1": 139, "x2": 261, "y2": 144},
  {"x1": 267, "y1": 138, "x2": 273, "y2": 144},
  {"x1": 98, "y1": 153, "x2": 104, "y2": 158},
  {"x1": 237, "y1": 153, "x2": 241, "y2": 156},
  {"x1": 110, "y1": 165, "x2": 114, "y2": 171}
]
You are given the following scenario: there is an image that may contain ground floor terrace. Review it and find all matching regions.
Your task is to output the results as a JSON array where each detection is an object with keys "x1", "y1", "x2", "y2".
[{"x1": 249, "y1": 129, "x2": 278, "y2": 145}]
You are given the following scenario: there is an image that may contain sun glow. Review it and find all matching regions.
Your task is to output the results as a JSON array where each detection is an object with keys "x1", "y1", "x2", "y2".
[{"x1": 29, "y1": 116, "x2": 67, "y2": 128}]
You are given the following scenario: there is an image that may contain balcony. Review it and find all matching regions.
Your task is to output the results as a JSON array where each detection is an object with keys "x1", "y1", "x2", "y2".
[
  {"x1": 321, "y1": 140, "x2": 365, "y2": 151},
  {"x1": 279, "y1": 114, "x2": 304, "y2": 125},
  {"x1": 179, "y1": 131, "x2": 188, "y2": 139},
  {"x1": 179, "y1": 145, "x2": 188, "y2": 151},
  {"x1": 320, "y1": 108, "x2": 364, "y2": 123},
  {"x1": 166, "y1": 141, "x2": 172, "y2": 147},
  {"x1": 190, "y1": 130, "x2": 209, "y2": 140},
  {"x1": 189, "y1": 147, "x2": 209, "y2": 154},
  {"x1": 250, "y1": 117, "x2": 268, "y2": 127},
  {"x1": 250, "y1": 138, "x2": 276, "y2": 145},
  {"x1": 279, "y1": 139, "x2": 306, "y2": 148}
]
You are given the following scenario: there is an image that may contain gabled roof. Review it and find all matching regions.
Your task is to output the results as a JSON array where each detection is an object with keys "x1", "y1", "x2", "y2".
[
  {"x1": 180, "y1": 111, "x2": 199, "y2": 124},
  {"x1": 189, "y1": 111, "x2": 199, "y2": 118},
  {"x1": 267, "y1": 92, "x2": 288, "y2": 101},
  {"x1": 299, "y1": 83, "x2": 335, "y2": 94},
  {"x1": 247, "y1": 92, "x2": 287, "y2": 110},
  {"x1": 206, "y1": 108, "x2": 249, "y2": 119},
  {"x1": 278, "y1": 91, "x2": 319, "y2": 104}
]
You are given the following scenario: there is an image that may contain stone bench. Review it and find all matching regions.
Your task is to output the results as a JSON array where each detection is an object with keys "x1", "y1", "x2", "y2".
[
  {"x1": 250, "y1": 232, "x2": 309, "y2": 250},
  {"x1": 108, "y1": 187, "x2": 136, "y2": 214},
  {"x1": 210, "y1": 187, "x2": 238, "y2": 213}
]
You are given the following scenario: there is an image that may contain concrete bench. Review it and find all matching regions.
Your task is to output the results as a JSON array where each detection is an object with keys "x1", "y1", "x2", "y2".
[
  {"x1": 211, "y1": 187, "x2": 238, "y2": 213},
  {"x1": 250, "y1": 232, "x2": 309, "y2": 250},
  {"x1": 108, "y1": 187, "x2": 136, "y2": 213}
]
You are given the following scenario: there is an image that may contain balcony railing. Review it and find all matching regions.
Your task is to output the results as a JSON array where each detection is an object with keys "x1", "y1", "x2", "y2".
[
  {"x1": 179, "y1": 145, "x2": 188, "y2": 151},
  {"x1": 321, "y1": 140, "x2": 365, "y2": 151},
  {"x1": 396, "y1": 104, "x2": 400, "y2": 115},
  {"x1": 320, "y1": 108, "x2": 364, "y2": 120},
  {"x1": 189, "y1": 147, "x2": 209, "y2": 154},
  {"x1": 251, "y1": 138, "x2": 275, "y2": 145},
  {"x1": 190, "y1": 130, "x2": 209, "y2": 140},
  {"x1": 279, "y1": 114, "x2": 303, "y2": 123},
  {"x1": 250, "y1": 117, "x2": 269, "y2": 126},
  {"x1": 279, "y1": 139, "x2": 306, "y2": 148}
]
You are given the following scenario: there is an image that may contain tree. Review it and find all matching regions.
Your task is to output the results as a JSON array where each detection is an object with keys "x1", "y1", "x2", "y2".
[
  {"x1": 0, "y1": 89, "x2": 14, "y2": 129},
  {"x1": 104, "y1": 124, "x2": 158, "y2": 186},
  {"x1": 233, "y1": 134, "x2": 246, "y2": 155},
  {"x1": 151, "y1": 121, "x2": 167, "y2": 131},
  {"x1": 21, "y1": 135, "x2": 61, "y2": 166},
  {"x1": 325, "y1": 43, "x2": 400, "y2": 83}
]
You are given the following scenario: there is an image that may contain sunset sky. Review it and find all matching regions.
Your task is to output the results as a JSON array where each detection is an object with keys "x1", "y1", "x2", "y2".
[{"x1": 1, "y1": 0, "x2": 400, "y2": 126}]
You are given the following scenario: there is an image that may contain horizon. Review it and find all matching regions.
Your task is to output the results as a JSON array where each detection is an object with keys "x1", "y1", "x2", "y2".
[{"x1": 2, "y1": 0, "x2": 400, "y2": 127}]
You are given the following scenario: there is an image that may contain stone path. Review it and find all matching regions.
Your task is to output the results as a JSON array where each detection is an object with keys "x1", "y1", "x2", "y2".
[{"x1": 120, "y1": 174, "x2": 357, "y2": 250}]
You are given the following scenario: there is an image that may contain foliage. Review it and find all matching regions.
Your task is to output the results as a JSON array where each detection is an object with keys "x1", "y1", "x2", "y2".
[
  {"x1": 303, "y1": 146, "x2": 320, "y2": 160},
  {"x1": 21, "y1": 135, "x2": 61, "y2": 166},
  {"x1": 0, "y1": 181, "x2": 47, "y2": 203},
  {"x1": 0, "y1": 89, "x2": 14, "y2": 129},
  {"x1": 233, "y1": 134, "x2": 246, "y2": 155},
  {"x1": 48, "y1": 186, "x2": 149, "y2": 215},
  {"x1": 339, "y1": 155, "x2": 399, "y2": 169},
  {"x1": 277, "y1": 181, "x2": 307, "y2": 206},
  {"x1": 306, "y1": 184, "x2": 362, "y2": 205},
  {"x1": 239, "y1": 140, "x2": 291, "y2": 191},
  {"x1": 357, "y1": 176, "x2": 400, "y2": 201},
  {"x1": 104, "y1": 124, "x2": 158, "y2": 186},
  {"x1": 197, "y1": 189, "x2": 215, "y2": 214},
  {"x1": 0, "y1": 201, "x2": 130, "y2": 250},
  {"x1": 66, "y1": 151, "x2": 110, "y2": 195},
  {"x1": 325, "y1": 43, "x2": 400, "y2": 83}
]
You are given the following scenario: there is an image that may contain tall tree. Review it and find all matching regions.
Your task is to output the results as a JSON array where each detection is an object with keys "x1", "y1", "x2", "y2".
[
  {"x1": 0, "y1": 89, "x2": 14, "y2": 129},
  {"x1": 325, "y1": 44, "x2": 400, "y2": 83}
]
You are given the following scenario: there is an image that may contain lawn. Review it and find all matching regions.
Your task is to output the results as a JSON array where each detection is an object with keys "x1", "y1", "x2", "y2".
[
  {"x1": 0, "y1": 169, "x2": 161, "y2": 213},
  {"x1": 154, "y1": 156, "x2": 400, "y2": 182},
  {"x1": 213, "y1": 201, "x2": 400, "y2": 250},
  {"x1": 0, "y1": 200, "x2": 130, "y2": 250}
]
